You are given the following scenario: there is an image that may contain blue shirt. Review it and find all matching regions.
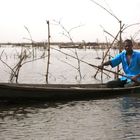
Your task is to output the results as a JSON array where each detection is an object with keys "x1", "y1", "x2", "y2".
[{"x1": 110, "y1": 50, "x2": 140, "y2": 82}]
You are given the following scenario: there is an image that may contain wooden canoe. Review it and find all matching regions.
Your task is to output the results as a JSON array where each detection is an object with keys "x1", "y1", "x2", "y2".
[{"x1": 0, "y1": 83, "x2": 140, "y2": 101}]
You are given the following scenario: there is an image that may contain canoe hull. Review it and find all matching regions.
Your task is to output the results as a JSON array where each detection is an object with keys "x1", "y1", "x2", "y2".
[{"x1": 0, "y1": 83, "x2": 140, "y2": 101}]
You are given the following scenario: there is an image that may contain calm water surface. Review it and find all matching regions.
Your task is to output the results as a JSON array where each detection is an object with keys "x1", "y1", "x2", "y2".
[
  {"x1": 0, "y1": 46, "x2": 117, "y2": 84},
  {"x1": 1, "y1": 97, "x2": 140, "y2": 140},
  {"x1": 0, "y1": 46, "x2": 140, "y2": 139}
]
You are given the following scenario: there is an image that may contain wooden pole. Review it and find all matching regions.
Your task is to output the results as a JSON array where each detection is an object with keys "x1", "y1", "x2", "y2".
[
  {"x1": 94, "y1": 25, "x2": 124, "y2": 78},
  {"x1": 116, "y1": 20, "x2": 122, "y2": 79},
  {"x1": 46, "y1": 20, "x2": 51, "y2": 83}
]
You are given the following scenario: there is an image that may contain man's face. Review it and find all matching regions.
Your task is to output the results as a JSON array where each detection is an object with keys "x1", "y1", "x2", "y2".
[{"x1": 124, "y1": 41, "x2": 133, "y2": 52}]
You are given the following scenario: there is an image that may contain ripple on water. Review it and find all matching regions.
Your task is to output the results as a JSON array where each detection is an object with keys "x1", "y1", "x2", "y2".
[{"x1": 0, "y1": 97, "x2": 140, "y2": 139}]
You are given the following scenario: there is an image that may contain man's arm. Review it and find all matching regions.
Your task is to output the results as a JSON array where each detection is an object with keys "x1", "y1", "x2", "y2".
[
  {"x1": 98, "y1": 60, "x2": 111, "y2": 69},
  {"x1": 131, "y1": 74, "x2": 140, "y2": 82}
]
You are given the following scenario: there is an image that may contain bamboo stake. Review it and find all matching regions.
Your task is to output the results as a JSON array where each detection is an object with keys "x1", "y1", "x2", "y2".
[
  {"x1": 46, "y1": 20, "x2": 51, "y2": 83},
  {"x1": 10, "y1": 51, "x2": 27, "y2": 83},
  {"x1": 52, "y1": 47, "x2": 111, "y2": 78},
  {"x1": 89, "y1": 0, "x2": 125, "y2": 79},
  {"x1": 116, "y1": 20, "x2": 122, "y2": 79},
  {"x1": 101, "y1": 52, "x2": 104, "y2": 83},
  {"x1": 54, "y1": 20, "x2": 82, "y2": 81},
  {"x1": 94, "y1": 25, "x2": 124, "y2": 78},
  {"x1": 24, "y1": 26, "x2": 35, "y2": 58}
]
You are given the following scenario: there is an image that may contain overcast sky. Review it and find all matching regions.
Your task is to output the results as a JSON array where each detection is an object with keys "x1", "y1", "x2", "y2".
[{"x1": 0, "y1": 0, "x2": 140, "y2": 42}]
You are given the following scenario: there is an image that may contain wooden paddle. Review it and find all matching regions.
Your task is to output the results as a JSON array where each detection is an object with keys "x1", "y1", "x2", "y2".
[{"x1": 88, "y1": 63, "x2": 140, "y2": 84}]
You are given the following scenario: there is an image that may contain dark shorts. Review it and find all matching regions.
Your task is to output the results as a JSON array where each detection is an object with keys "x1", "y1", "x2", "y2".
[{"x1": 106, "y1": 79, "x2": 127, "y2": 88}]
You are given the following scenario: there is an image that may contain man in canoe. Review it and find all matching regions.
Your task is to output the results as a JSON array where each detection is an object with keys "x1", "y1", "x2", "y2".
[{"x1": 98, "y1": 39, "x2": 140, "y2": 88}]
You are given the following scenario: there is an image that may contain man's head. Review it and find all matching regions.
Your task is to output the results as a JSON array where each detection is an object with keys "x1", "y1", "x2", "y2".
[{"x1": 123, "y1": 39, "x2": 133, "y2": 54}]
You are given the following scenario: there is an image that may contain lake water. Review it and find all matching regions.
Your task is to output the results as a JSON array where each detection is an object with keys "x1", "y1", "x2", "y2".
[
  {"x1": 0, "y1": 46, "x2": 117, "y2": 84},
  {"x1": 0, "y1": 46, "x2": 140, "y2": 140}
]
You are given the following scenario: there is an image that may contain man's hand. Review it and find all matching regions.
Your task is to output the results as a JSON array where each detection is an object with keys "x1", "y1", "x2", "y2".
[
  {"x1": 131, "y1": 75, "x2": 140, "y2": 84},
  {"x1": 98, "y1": 65, "x2": 104, "y2": 69}
]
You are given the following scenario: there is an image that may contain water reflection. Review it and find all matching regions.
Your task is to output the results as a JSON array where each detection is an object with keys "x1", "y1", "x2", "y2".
[
  {"x1": 119, "y1": 96, "x2": 140, "y2": 140},
  {"x1": 0, "y1": 98, "x2": 140, "y2": 139}
]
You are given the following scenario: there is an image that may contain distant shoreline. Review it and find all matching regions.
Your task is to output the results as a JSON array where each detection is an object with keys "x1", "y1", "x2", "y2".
[{"x1": 0, "y1": 42, "x2": 140, "y2": 49}]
